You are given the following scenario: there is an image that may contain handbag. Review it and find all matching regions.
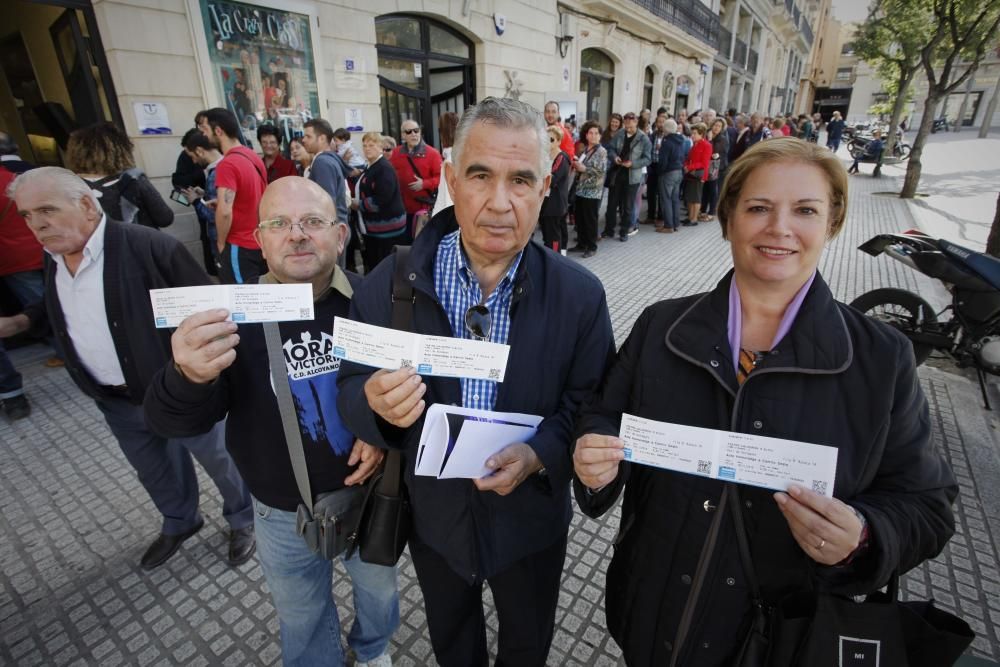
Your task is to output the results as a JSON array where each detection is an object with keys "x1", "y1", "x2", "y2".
[
  {"x1": 729, "y1": 484, "x2": 975, "y2": 667},
  {"x1": 262, "y1": 319, "x2": 364, "y2": 559},
  {"x1": 345, "y1": 246, "x2": 414, "y2": 566},
  {"x1": 708, "y1": 157, "x2": 721, "y2": 181}
]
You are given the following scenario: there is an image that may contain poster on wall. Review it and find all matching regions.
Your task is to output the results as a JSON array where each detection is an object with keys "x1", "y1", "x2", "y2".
[{"x1": 198, "y1": 0, "x2": 320, "y2": 148}]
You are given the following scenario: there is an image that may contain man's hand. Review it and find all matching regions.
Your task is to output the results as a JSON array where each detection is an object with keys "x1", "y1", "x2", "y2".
[
  {"x1": 171, "y1": 309, "x2": 240, "y2": 384},
  {"x1": 364, "y1": 367, "x2": 426, "y2": 427},
  {"x1": 774, "y1": 485, "x2": 864, "y2": 566},
  {"x1": 408, "y1": 177, "x2": 424, "y2": 192},
  {"x1": 182, "y1": 187, "x2": 203, "y2": 203},
  {"x1": 573, "y1": 434, "x2": 624, "y2": 490},
  {"x1": 0, "y1": 314, "x2": 30, "y2": 339},
  {"x1": 622, "y1": 160, "x2": 632, "y2": 168},
  {"x1": 344, "y1": 439, "x2": 385, "y2": 486},
  {"x1": 474, "y1": 443, "x2": 543, "y2": 496}
]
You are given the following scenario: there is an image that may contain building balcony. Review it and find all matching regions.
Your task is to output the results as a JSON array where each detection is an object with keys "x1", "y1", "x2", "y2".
[
  {"x1": 717, "y1": 25, "x2": 733, "y2": 60},
  {"x1": 734, "y1": 38, "x2": 748, "y2": 69},
  {"x1": 625, "y1": 0, "x2": 721, "y2": 47},
  {"x1": 801, "y1": 19, "x2": 814, "y2": 47}
]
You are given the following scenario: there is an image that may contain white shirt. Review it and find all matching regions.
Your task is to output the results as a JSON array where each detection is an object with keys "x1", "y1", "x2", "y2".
[{"x1": 50, "y1": 215, "x2": 126, "y2": 386}]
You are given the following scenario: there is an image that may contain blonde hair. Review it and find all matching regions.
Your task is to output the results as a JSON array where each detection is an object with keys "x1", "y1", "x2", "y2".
[
  {"x1": 361, "y1": 131, "x2": 382, "y2": 145},
  {"x1": 718, "y1": 137, "x2": 848, "y2": 240}
]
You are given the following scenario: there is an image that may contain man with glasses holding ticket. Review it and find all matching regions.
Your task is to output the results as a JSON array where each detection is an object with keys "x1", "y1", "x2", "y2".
[
  {"x1": 144, "y1": 176, "x2": 399, "y2": 667},
  {"x1": 338, "y1": 98, "x2": 615, "y2": 666}
]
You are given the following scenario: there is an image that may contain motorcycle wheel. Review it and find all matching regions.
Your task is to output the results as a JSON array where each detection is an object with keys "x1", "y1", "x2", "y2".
[
  {"x1": 848, "y1": 143, "x2": 864, "y2": 159},
  {"x1": 896, "y1": 143, "x2": 911, "y2": 160},
  {"x1": 849, "y1": 288, "x2": 938, "y2": 366}
]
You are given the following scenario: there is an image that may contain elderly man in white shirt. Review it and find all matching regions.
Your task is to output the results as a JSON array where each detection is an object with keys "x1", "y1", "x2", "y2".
[{"x1": 0, "y1": 167, "x2": 254, "y2": 571}]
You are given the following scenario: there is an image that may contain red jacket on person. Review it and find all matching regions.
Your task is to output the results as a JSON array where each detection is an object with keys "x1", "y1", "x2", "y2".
[
  {"x1": 0, "y1": 168, "x2": 43, "y2": 277},
  {"x1": 265, "y1": 154, "x2": 298, "y2": 183},
  {"x1": 685, "y1": 138, "x2": 712, "y2": 183},
  {"x1": 389, "y1": 143, "x2": 442, "y2": 214}
]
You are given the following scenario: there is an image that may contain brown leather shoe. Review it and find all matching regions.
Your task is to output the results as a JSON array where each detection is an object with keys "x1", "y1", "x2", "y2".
[
  {"x1": 656, "y1": 227, "x2": 674, "y2": 233},
  {"x1": 45, "y1": 357, "x2": 65, "y2": 368}
]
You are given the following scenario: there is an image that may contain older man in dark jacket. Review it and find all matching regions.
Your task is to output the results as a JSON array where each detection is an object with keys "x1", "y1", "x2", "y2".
[
  {"x1": 603, "y1": 112, "x2": 651, "y2": 242},
  {"x1": 338, "y1": 98, "x2": 614, "y2": 667},
  {"x1": 655, "y1": 119, "x2": 687, "y2": 233},
  {"x1": 0, "y1": 167, "x2": 253, "y2": 571}
]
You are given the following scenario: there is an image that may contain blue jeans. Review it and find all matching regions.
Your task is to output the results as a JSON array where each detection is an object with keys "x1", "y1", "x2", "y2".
[
  {"x1": 658, "y1": 169, "x2": 683, "y2": 230},
  {"x1": 0, "y1": 341, "x2": 22, "y2": 399},
  {"x1": 252, "y1": 497, "x2": 400, "y2": 667}
]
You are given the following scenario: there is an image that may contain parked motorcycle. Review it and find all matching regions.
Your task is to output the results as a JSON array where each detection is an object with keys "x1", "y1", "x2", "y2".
[
  {"x1": 847, "y1": 133, "x2": 911, "y2": 161},
  {"x1": 931, "y1": 116, "x2": 951, "y2": 133},
  {"x1": 851, "y1": 229, "x2": 1000, "y2": 406}
]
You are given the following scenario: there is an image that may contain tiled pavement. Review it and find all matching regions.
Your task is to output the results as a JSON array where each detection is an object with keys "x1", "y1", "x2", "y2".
[{"x1": 2, "y1": 164, "x2": 999, "y2": 666}]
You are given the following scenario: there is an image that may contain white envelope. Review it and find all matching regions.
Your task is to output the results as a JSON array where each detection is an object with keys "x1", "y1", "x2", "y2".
[{"x1": 415, "y1": 404, "x2": 543, "y2": 479}]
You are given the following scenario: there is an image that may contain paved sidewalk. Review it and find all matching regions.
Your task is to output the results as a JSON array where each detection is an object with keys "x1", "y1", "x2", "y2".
[{"x1": 2, "y1": 163, "x2": 999, "y2": 665}]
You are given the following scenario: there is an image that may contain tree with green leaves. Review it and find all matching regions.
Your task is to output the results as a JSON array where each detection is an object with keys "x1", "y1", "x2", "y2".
[
  {"x1": 852, "y1": 0, "x2": 930, "y2": 157},
  {"x1": 901, "y1": 0, "x2": 1000, "y2": 198}
]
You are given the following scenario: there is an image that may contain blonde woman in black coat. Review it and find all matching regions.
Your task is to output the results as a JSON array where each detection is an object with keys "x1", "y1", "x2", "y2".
[{"x1": 573, "y1": 138, "x2": 957, "y2": 666}]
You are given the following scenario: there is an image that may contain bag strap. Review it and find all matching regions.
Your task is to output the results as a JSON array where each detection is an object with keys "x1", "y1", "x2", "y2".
[
  {"x1": 376, "y1": 244, "x2": 415, "y2": 496},
  {"x1": 404, "y1": 154, "x2": 423, "y2": 180},
  {"x1": 231, "y1": 148, "x2": 268, "y2": 189},
  {"x1": 728, "y1": 483, "x2": 763, "y2": 602},
  {"x1": 262, "y1": 315, "x2": 313, "y2": 513}
]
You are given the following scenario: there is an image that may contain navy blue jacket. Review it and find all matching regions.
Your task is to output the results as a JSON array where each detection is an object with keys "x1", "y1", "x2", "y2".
[
  {"x1": 337, "y1": 208, "x2": 615, "y2": 581},
  {"x1": 657, "y1": 133, "x2": 687, "y2": 172}
]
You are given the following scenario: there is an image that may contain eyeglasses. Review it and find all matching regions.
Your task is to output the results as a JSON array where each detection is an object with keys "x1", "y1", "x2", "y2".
[
  {"x1": 258, "y1": 216, "x2": 336, "y2": 234},
  {"x1": 549, "y1": 137, "x2": 557, "y2": 143},
  {"x1": 402, "y1": 128, "x2": 421, "y2": 135},
  {"x1": 464, "y1": 304, "x2": 492, "y2": 341},
  {"x1": 383, "y1": 147, "x2": 393, "y2": 153}
]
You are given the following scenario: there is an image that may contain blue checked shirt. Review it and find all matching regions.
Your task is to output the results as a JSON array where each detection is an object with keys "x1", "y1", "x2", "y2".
[{"x1": 433, "y1": 230, "x2": 522, "y2": 411}]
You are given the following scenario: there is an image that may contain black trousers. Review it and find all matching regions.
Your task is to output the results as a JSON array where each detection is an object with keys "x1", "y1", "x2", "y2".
[
  {"x1": 604, "y1": 180, "x2": 638, "y2": 239},
  {"x1": 646, "y1": 162, "x2": 660, "y2": 220},
  {"x1": 575, "y1": 197, "x2": 600, "y2": 250},
  {"x1": 409, "y1": 533, "x2": 568, "y2": 667},
  {"x1": 218, "y1": 244, "x2": 266, "y2": 285},
  {"x1": 539, "y1": 215, "x2": 568, "y2": 251},
  {"x1": 361, "y1": 234, "x2": 401, "y2": 274}
]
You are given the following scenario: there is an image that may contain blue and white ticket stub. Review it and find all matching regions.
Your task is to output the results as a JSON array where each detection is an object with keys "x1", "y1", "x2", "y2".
[
  {"x1": 331, "y1": 317, "x2": 510, "y2": 382},
  {"x1": 150, "y1": 284, "x2": 314, "y2": 328},
  {"x1": 619, "y1": 413, "x2": 838, "y2": 496}
]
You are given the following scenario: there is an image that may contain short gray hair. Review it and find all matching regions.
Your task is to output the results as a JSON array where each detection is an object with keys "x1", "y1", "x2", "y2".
[
  {"x1": 451, "y1": 97, "x2": 550, "y2": 180},
  {"x1": 6, "y1": 166, "x2": 102, "y2": 211},
  {"x1": 0, "y1": 132, "x2": 18, "y2": 156},
  {"x1": 663, "y1": 119, "x2": 678, "y2": 134}
]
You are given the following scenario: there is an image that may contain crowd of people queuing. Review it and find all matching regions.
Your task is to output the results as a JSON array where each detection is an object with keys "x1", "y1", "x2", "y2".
[{"x1": 0, "y1": 94, "x2": 957, "y2": 667}]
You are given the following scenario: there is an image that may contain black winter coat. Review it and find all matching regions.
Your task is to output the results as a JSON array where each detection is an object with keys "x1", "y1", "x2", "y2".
[
  {"x1": 337, "y1": 209, "x2": 615, "y2": 581},
  {"x1": 575, "y1": 271, "x2": 957, "y2": 667}
]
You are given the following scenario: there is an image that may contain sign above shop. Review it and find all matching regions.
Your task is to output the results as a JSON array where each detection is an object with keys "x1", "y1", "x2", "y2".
[
  {"x1": 345, "y1": 108, "x2": 363, "y2": 132},
  {"x1": 206, "y1": 1, "x2": 306, "y2": 51},
  {"x1": 133, "y1": 102, "x2": 172, "y2": 135}
]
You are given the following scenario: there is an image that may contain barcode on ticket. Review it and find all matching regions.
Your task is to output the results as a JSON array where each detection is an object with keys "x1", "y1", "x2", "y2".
[
  {"x1": 811, "y1": 480, "x2": 828, "y2": 495},
  {"x1": 488, "y1": 368, "x2": 501, "y2": 380},
  {"x1": 299, "y1": 308, "x2": 311, "y2": 318},
  {"x1": 400, "y1": 358, "x2": 413, "y2": 368},
  {"x1": 697, "y1": 460, "x2": 712, "y2": 475}
]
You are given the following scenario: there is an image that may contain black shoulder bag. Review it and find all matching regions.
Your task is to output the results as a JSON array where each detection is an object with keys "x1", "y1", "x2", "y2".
[
  {"x1": 730, "y1": 484, "x2": 974, "y2": 667},
  {"x1": 345, "y1": 246, "x2": 414, "y2": 566}
]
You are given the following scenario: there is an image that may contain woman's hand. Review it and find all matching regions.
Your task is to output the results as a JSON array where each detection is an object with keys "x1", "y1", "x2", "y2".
[
  {"x1": 573, "y1": 434, "x2": 624, "y2": 490},
  {"x1": 774, "y1": 485, "x2": 864, "y2": 566}
]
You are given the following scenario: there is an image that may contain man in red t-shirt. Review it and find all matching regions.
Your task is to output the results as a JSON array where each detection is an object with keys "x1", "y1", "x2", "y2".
[
  {"x1": 544, "y1": 101, "x2": 576, "y2": 156},
  {"x1": 204, "y1": 108, "x2": 268, "y2": 284}
]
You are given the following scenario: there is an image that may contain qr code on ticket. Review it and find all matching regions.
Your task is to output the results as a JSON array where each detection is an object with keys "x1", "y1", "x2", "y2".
[
  {"x1": 400, "y1": 359, "x2": 413, "y2": 368},
  {"x1": 299, "y1": 308, "x2": 311, "y2": 319},
  {"x1": 697, "y1": 460, "x2": 712, "y2": 475},
  {"x1": 811, "y1": 480, "x2": 828, "y2": 495},
  {"x1": 488, "y1": 368, "x2": 501, "y2": 380}
]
